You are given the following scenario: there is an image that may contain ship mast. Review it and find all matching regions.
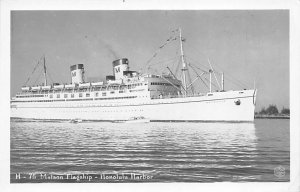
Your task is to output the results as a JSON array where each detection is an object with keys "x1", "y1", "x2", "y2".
[
  {"x1": 43, "y1": 55, "x2": 47, "y2": 86},
  {"x1": 179, "y1": 28, "x2": 187, "y2": 96}
]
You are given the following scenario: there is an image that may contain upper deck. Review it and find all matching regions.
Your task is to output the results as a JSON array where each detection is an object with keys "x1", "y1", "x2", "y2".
[{"x1": 12, "y1": 73, "x2": 183, "y2": 102}]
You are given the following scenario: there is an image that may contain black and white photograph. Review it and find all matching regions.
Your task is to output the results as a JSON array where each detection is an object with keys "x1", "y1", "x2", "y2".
[{"x1": 1, "y1": 0, "x2": 300, "y2": 192}]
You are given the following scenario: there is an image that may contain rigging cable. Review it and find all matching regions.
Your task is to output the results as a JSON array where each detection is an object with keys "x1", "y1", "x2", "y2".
[
  {"x1": 145, "y1": 35, "x2": 178, "y2": 71},
  {"x1": 209, "y1": 61, "x2": 249, "y2": 88},
  {"x1": 203, "y1": 76, "x2": 218, "y2": 90},
  {"x1": 186, "y1": 65, "x2": 194, "y2": 94},
  {"x1": 183, "y1": 46, "x2": 249, "y2": 89},
  {"x1": 32, "y1": 67, "x2": 44, "y2": 86},
  {"x1": 189, "y1": 63, "x2": 219, "y2": 90},
  {"x1": 147, "y1": 57, "x2": 179, "y2": 75},
  {"x1": 188, "y1": 57, "x2": 247, "y2": 89},
  {"x1": 46, "y1": 67, "x2": 55, "y2": 85},
  {"x1": 189, "y1": 64, "x2": 209, "y2": 90},
  {"x1": 207, "y1": 58, "x2": 221, "y2": 90},
  {"x1": 23, "y1": 57, "x2": 43, "y2": 86}
]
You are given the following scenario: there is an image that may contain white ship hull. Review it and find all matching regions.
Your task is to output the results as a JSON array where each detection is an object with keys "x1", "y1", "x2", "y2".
[
  {"x1": 12, "y1": 29, "x2": 257, "y2": 123},
  {"x1": 11, "y1": 89, "x2": 256, "y2": 122}
]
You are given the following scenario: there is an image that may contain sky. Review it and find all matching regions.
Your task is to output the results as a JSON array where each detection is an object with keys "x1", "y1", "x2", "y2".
[{"x1": 10, "y1": 10, "x2": 289, "y2": 110}]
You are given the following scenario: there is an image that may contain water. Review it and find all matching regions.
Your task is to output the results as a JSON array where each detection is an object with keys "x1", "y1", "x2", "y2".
[{"x1": 10, "y1": 119, "x2": 290, "y2": 183}]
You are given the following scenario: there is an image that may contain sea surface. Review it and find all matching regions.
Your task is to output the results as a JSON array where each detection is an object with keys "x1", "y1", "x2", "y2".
[{"x1": 10, "y1": 119, "x2": 290, "y2": 183}]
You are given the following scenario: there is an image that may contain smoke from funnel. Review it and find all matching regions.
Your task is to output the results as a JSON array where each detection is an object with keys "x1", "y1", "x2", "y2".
[
  {"x1": 104, "y1": 43, "x2": 120, "y2": 59},
  {"x1": 96, "y1": 37, "x2": 120, "y2": 60}
]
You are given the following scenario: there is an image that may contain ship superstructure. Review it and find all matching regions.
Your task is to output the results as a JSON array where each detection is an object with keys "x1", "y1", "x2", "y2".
[{"x1": 11, "y1": 29, "x2": 257, "y2": 122}]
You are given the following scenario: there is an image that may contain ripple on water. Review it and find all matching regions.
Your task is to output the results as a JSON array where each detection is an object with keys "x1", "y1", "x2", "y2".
[{"x1": 10, "y1": 119, "x2": 290, "y2": 182}]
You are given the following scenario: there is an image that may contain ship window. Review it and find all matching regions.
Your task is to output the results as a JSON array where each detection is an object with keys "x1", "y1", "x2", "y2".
[
  {"x1": 110, "y1": 91, "x2": 114, "y2": 94},
  {"x1": 102, "y1": 92, "x2": 106, "y2": 96},
  {"x1": 95, "y1": 92, "x2": 99, "y2": 97},
  {"x1": 50, "y1": 94, "x2": 53, "y2": 98},
  {"x1": 64, "y1": 94, "x2": 68, "y2": 98},
  {"x1": 57, "y1": 94, "x2": 60, "y2": 98},
  {"x1": 71, "y1": 94, "x2": 74, "y2": 98},
  {"x1": 86, "y1": 93, "x2": 90, "y2": 97},
  {"x1": 79, "y1": 93, "x2": 82, "y2": 97},
  {"x1": 119, "y1": 90, "x2": 124, "y2": 93}
]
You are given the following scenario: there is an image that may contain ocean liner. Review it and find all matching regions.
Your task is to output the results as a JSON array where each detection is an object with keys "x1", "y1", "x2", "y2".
[{"x1": 11, "y1": 29, "x2": 257, "y2": 122}]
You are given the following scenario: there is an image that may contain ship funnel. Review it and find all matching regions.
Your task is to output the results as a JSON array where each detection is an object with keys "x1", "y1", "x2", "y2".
[
  {"x1": 112, "y1": 58, "x2": 129, "y2": 80},
  {"x1": 70, "y1": 64, "x2": 85, "y2": 84}
]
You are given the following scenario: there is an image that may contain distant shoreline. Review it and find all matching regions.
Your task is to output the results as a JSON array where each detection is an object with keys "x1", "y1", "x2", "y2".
[{"x1": 255, "y1": 115, "x2": 290, "y2": 119}]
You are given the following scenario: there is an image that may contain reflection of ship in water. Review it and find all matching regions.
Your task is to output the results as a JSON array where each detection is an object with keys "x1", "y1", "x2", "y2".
[
  {"x1": 113, "y1": 116, "x2": 150, "y2": 123},
  {"x1": 145, "y1": 122, "x2": 257, "y2": 152},
  {"x1": 102, "y1": 122, "x2": 258, "y2": 169},
  {"x1": 10, "y1": 118, "x2": 290, "y2": 182},
  {"x1": 69, "y1": 118, "x2": 83, "y2": 123},
  {"x1": 11, "y1": 29, "x2": 257, "y2": 122}
]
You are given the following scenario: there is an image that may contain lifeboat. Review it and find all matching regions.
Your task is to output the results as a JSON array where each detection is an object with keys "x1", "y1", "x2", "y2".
[
  {"x1": 79, "y1": 82, "x2": 91, "y2": 88},
  {"x1": 107, "y1": 80, "x2": 122, "y2": 85},
  {"x1": 41, "y1": 85, "x2": 51, "y2": 90},
  {"x1": 21, "y1": 86, "x2": 31, "y2": 91},
  {"x1": 91, "y1": 82, "x2": 104, "y2": 86},
  {"x1": 31, "y1": 86, "x2": 41, "y2": 91},
  {"x1": 53, "y1": 84, "x2": 65, "y2": 89},
  {"x1": 65, "y1": 84, "x2": 76, "y2": 89}
]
